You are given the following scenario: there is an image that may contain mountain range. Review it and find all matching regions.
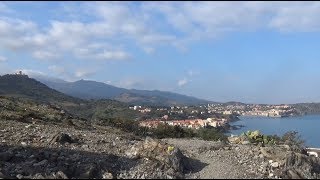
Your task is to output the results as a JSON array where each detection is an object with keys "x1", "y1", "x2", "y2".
[
  {"x1": 1, "y1": 74, "x2": 320, "y2": 115},
  {"x1": 35, "y1": 76, "x2": 215, "y2": 106}
]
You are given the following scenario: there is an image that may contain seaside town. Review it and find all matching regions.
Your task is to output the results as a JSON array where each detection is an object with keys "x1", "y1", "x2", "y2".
[{"x1": 132, "y1": 103, "x2": 298, "y2": 129}]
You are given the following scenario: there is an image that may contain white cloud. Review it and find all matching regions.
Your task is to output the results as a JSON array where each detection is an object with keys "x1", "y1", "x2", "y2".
[
  {"x1": 178, "y1": 78, "x2": 189, "y2": 87},
  {"x1": 269, "y1": 2, "x2": 320, "y2": 32},
  {"x1": 143, "y1": 2, "x2": 320, "y2": 39},
  {"x1": 96, "y1": 50, "x2": 130, "y2": 60},
  {"x1": 15, "y1": 69, "x2": 46, "y2": 76},
  {"x1": 48, "y1": 65, "x2": 65, "y2": 74},
  {"x1": 143, "y1": 47, "x2": 155, "y2": 54},
  {"x1": 0, "y1": 16, "x2": 132, "y2": 62},
  {"x1": 33, "y1": 50, "x2": 59, "y2": 60},
  {"x1": 104, "y1": 80, "x2": 112, "y2": 84},
  {"x1": 0, "y1": 55, "x2": 6, "y2": 62},
  {"x1": 116, "y1": 78, "x2": 146, "y2": 89},
  {"x1": 74, "y1": 69, "x2": 96, "y2": 78},
  {"x1": 1, "y1": 1, "x2": 320, "y2": 65}
]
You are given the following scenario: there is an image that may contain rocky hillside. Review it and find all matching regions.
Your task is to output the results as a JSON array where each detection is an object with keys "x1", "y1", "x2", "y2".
[
  {"x1": 1, "y1": 96, "x2": 320, "y2": 179},
  {"x1": 1, "y1": 119, "x2": 320, "y2": 179},
  {"x1": 0, "y1": 119, "x2": 193, "y2": 179},
  {"x1": 0, "y1": 74, "x2": 84, "y2": 105}
]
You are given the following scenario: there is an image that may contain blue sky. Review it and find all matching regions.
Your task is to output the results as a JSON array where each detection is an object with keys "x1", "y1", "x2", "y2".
[{"x1": 1, "y1": 2, "x2": 320, "y2": 104}]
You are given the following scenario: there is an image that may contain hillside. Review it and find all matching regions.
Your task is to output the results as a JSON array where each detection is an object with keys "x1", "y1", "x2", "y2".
[
  {"x1": 1, "y1": 76, "x2": 320, "y2": 179},
  {"x1": 37, "y1": 78, "x2": 215, "y2": 106},
  {"x1": 292, "y1": 103, "x2": 320, "y2": 115},
  {"x1": 0, "y1": 74, "x2": 139, "y2": 121},
  {"x1": 40, "y1": 79, "x2": 129, "y2": 100},
  {"x1": 0, "y1": 74, "x2": 84, "y2": 105}
]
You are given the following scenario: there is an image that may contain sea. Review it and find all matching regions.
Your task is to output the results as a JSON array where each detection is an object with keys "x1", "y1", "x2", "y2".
[{"x1": 228, "y1": 115, "x2": 320, "y2": 148}]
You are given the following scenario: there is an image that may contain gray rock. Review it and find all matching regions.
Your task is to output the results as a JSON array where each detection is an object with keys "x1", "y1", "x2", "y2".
[
  {"x1": 288, "y1": 169, "x2": 301, "y2": 179},
  {"x1": 125, "y1": 146, "x2": 140, "y2": 159},
  {"x1": 102, "y1": 171, "x2": 113, "y2": 179},
  {"x1": 224, "y1": 146, "x2": 231, "y2": 150},
  {"x1": 54, "y1": 171, "x2": 68, "y2": 179},
  {"x1": 270, "y1": 162, "x2": 279, "y2": 168},
  {"x1": 241, "y1": 141, "x2": 250, "y2": 145},
  {"x1": 259, "y1": 154, "x2": 264, "y2": 159},
  {"x1": 33, "y1": 173, "x2": 45, "y2": 179},
  {"x1": 50, "y1": 133, "x2": 76, "y2": 144},
  {"x1": 33, "y1": 159, "x2": 48, "y2": 167},
  {"x1": 0, "y1": 171, "x2": 6, "y2": 179},
  {"x1": 78, "y1": 164, "x2": 98, "y2": 179},
  {"x1": 0, "y1": 152, "x2": 13, "y2": 162},
  {"x1": 16, "y1": 174, "x2": 23, "y2": 179}
]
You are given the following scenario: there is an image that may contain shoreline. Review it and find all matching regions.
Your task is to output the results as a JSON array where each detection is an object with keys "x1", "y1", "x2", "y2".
[{"x1": 226, "y1": 115, "x2": 320, "y2": 148}]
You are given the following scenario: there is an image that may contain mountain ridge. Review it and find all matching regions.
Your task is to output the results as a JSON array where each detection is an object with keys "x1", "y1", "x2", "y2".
[
  {"x1": 0, "y1": 74, "x2": 84, "y2": 105},
  {"x1": 35, "y1": 76, "x2": 216, "y2": 106}
]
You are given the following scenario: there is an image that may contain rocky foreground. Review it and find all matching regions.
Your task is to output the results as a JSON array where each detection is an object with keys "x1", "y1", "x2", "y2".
[{"x1": 1, "y1": 118, "x2": 320, "y2": 179}]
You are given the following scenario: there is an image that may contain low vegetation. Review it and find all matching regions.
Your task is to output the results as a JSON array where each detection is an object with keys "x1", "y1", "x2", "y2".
[
  {"x1": 95, "y1": 116, "x2": 228, "y2": 142},
  {"x1": 238, "y1": 130, "x2": 306, "y2": 150}
]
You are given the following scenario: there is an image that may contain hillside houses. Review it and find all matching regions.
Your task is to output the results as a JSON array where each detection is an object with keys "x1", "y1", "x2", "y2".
[{"x1": 139, "y1": 117, "x2": 228, "y2": 129}]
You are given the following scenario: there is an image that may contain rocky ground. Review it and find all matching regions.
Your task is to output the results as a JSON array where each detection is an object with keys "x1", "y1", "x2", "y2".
[
  {"x1": 0, "y1": 118, "x2": 190, "y2": 179},
  {"x1": 1, "y1": 96, "x2": 320, "y2": 180},
  {"x1": 164, "y1": 138, "x2": 320, "y2": 179},
  {"x1": 1, "y1": 119, "x2": 320, "y2": 179}
]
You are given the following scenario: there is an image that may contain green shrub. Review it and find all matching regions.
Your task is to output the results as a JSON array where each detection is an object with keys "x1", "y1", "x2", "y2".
[
  {"x1": 196, "y1": 127, "x2": 227, "y2": 141},
  {"x1": 240, "y1": 130, "x2": 278, "y2": 145},
  {"x1": 281, "y1": 131, "x2": 305, "y2": 151}
]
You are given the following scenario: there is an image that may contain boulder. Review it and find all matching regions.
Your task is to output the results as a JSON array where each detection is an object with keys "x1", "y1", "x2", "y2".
[
  {"x1": 125, "y1": 137, "x2": 191, "y2": 176},
  {"x1": 270, "y1": 162, "x2": 279, "y2": 168},
  {"x1": 102, "y1": 171, "x2": 113, "y2": 179},
  {"x1": 33, "y1": 160, "x2": 48, "y2": 167},
  {"x1": 54, "y1": 171, "x2": 68, "y2": 179},
  {"x1": 49, "y1": 133, "x2": 77, "y2": 144},
  {"x1": 288, "y1": 169, "x2": 301, "y2": 179}
]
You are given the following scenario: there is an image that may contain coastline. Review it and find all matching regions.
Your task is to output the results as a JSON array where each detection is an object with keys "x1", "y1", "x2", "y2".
[{"x1": 227, "y1": 114, "x2": 320, "y2": 148}]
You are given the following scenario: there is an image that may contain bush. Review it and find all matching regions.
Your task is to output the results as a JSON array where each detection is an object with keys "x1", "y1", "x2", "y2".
[
  {"x1": 99, "y1": 117, "x2": 226, "y2": 142},
  {"x1": 281, "y1": 131, "x2": 305, "y2": 151},
  {"x1": 240, "y1": 130, "x2": 280, "y2": 145},
  {"x1": 150, "y1": 123, "x2": 195, "y2": 139},
  {"x1": 196, "y1": 127, "x2": 227, "y2": 142}
]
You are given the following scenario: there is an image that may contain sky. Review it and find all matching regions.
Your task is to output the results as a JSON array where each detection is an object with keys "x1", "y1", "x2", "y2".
[{"x1": 1, "y1": 1, "x2": 320, "y2": 104}]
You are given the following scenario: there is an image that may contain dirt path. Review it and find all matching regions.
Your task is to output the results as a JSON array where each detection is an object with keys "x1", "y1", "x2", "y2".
[{"x1": 163, "y1": 138, "x2": 262, "y2": 179}]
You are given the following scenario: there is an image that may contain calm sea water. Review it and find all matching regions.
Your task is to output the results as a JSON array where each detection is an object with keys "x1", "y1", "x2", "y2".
[{"x1": 228, "y1": 115, "x2": 320, "y2": 148}]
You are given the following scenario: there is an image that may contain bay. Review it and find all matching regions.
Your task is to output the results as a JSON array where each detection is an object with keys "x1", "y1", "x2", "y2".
[{"x1": 228, "y1": 115, "x2": 320, "y2": 148}]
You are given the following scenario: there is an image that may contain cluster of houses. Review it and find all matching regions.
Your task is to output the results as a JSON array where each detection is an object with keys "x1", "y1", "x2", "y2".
[
  {"x1": 207, "y1": 103, "x2": 296, "y2": 118},
  {"x1": 129, "y1": 106, "x2": 151, "y2": 113},
  {"x1": 241, "y1": 109, "x2": 295, "y2": 117},
  {"x1": 139, "y1": 117, "x2": 228, "y2": 129}
]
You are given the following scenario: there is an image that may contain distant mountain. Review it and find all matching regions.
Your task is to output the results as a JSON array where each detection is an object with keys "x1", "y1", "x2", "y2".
[
  {"x1": 37, "y1": 77, "x2": 215, "y2": 106},
  {"x1": 0, "y1": 74, "x2": 140, "y2": 121},
  {"x1": 0, "y1": 74, "x2": 84, "y2": 105},
  {"x1": 40, "y1": 79, "x2": 129, "y2": 100},
  {"x1": 292, "y1": 103, "x2": 320, "y2": 115}
]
